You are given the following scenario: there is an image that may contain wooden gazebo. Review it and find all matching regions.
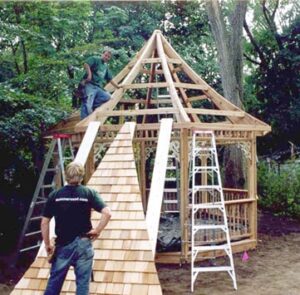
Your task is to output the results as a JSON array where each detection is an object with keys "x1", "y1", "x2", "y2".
[
  {"x1": 51, "y1": 29, "x2": 270, "y2": 262},
  {"x1": 12, "y1": 30, "x2": 270, "y2": 294}
]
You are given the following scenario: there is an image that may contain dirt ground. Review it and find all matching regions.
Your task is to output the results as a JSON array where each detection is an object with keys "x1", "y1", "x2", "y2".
[
  {"x1": 1, "y1": 211, "x2": 300, "y2": 295},
  {"x1": 157, "y1": 212, "x2": 300, "y2": 295}
]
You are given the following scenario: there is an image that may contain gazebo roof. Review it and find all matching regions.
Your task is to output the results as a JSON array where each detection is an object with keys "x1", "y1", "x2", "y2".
[{"x1": 49, "y1": 30, "x2": 270, "y2": 136}]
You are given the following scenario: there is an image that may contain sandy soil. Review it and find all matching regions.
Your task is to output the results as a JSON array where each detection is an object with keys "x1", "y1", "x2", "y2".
[
  {"x1": 157, "y1": 233, "x2": 300, "y2": 295},
  {"x1": 1, "y1": 212, "x2": 300, "y2": 295},
  {"x1": 158, "y1": 212, "x2": 300, "y2": 295}
]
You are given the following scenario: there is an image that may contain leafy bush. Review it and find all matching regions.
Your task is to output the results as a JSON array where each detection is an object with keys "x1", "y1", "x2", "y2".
[{"x1": 257, "y1": 160, "x2": 300, "y2": 218}]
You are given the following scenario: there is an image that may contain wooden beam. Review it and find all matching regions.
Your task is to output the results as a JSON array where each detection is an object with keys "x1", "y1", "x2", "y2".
[
  {"x1": 167, "y1": 58, "x2": 182, "y2": 65},
  {"x1": 146, "y1": 118, "x2": 173, "y2": 254},
  {"x1": 142, "y1": 57, "x2": 161, "y2": 64},
  {"x1": 174, "y1": 82, "x2": 208, "y2": 90},
  {"x1": 169, "y1": 63, "x2": 200, "y2": 122},
  {"x1": 74, "y1": 121, "x2": 101, "y2": 165},
  {"x1": 184, "y1": 108, "x2": 245, "y2": 117},
  {"x1": 188, "y1": 95, "x2": 209, "y2": 102},
  {"x1": 119, "y1": 98, "x2": 172, "y2": 105},
  {"x1": 95, "y1": 108, "x2": 177, "y2": 118},
  {"x1": 156, "y1": 32, "x2": 190, "y2": 122},
  {"x1": 180, "y1": 128, "x2": 189, "y2": 262},
  {"x1": 122, "y1": 82, "x2": 168, "y2": 89},
  {"x1": 160, "y1": 33, "x2": 271, "y2": 128}
]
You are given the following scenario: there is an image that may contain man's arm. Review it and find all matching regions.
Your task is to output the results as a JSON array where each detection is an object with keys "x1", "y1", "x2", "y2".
[
  {"x1": 87, "y1": 207, "x2": 112, "y2": 241},
  {"x1": 83, "y1": 63, "x2": 92, "y2": 83},
  {"x1": 41, "y1": 217, "x2": 54, "y2": 255}
]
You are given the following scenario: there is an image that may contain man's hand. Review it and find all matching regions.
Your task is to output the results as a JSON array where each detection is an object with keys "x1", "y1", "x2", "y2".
[
  {"x1": 46, "y1": 244, "x2": 55, "y2": 256},
  {"x1": 86, "y1": 228, "x2": 101, "y2": 241}
]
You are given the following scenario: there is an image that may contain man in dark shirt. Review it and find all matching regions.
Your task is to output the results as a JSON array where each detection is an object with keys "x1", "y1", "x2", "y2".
[
  {"x1": 41, "y1": 162, "x2": 111, "y2": 295},
  {"x1": 80, "y1": 49, "x2": 120, "y2": 119}
]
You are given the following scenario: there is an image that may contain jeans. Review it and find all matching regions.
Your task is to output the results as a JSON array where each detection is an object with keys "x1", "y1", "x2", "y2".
[
  {"x1": 44, "y1": 237, "x2": 94, "y2": 295},
  {"x1": 80, "y1": 83, "x2": 111, "y2": 119}
]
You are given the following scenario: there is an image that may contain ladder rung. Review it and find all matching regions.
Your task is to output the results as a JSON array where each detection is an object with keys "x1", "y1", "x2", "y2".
[
  {"x1": 193, "y1": 185, "x2": 221, "y2": 190},
  {"x1": 157, "y1": 94, "x2": 171, "y2": 98},
  {"x1": 194, "y1": 244, "x2": 229, "y2": 251},
  {"x1": 194, "y1": 147, "x2": 214, "y2": 152},
  {"x1": 165, "y1": 177, "x2": 177, "y2": 181},
  {"x1": 193, "y1": 266, "x2": 232, "y2": 272},
  {"x1": 163, "y1": 200, "x2": 178, "y2": 204},
  {"x1": 164, "y1": 188, "x2": 178, "y2": 193},
  {"x1": 30, "y1": 216, "x2": 43, "y2": 221},
  {"x1": 20, "y1": 243, "x2": 41, "y2": 253},
  {"x1": 194, "y1": 166, "x2": 218, "y2": 170},
  {"x1": 25, "y1": 230, "x2": 42, "y2": 237},
  {"x1": 194, "y1": 224, "x2": 226, "y2": 231},
  {"x1": 35, "y1": 200, "x2": 47, "y2": 206},
  {"x1": 41, "y1": 184, "x2": 55, "y2": 189},
  {"x1": 191, "y1": 203, "x2": 223, "y2": 210},
  {"x1": 167, "y1": 167, "x2": 176, "y2": 170}
]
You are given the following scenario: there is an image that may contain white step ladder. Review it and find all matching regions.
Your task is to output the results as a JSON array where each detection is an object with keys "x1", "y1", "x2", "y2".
[
  {"x1": 15, "y1": 134, "x2": 74, "y2": 255},
  {"x1": 190, "y1": 130, "x2": 237, "y2": 292}
]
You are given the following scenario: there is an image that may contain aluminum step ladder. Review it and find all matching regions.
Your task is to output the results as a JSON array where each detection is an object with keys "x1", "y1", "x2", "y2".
[
  {"x1": 15, "y1": 133, "x2": 74, "y2": 255},
  {"x1": 190, "y1": 130, "x2": 237, "y2": 292}
]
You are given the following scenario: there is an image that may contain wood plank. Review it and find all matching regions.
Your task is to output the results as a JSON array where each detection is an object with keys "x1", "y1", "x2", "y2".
[
  {"x1": 174, "y1": 82, "x2": 208, "y2": 90},
  {"x1": 146, "y1": 118, "x2": 173, "y2": 254},
  {"x1": 74, "y1": 121, "x2": 101, "y2": 165},
  {"x1": 156, "y1": 33, "x2": 190, "y2": 122},
  {"x1": 184, "y1": 107, "x2": 245, "y2": 117},
  {"x1": 95, "y1": 107, "x2": 178, "y2": 118},
  {"x1": 122, "y1": 82, "x2": 168, "y2": 89}
]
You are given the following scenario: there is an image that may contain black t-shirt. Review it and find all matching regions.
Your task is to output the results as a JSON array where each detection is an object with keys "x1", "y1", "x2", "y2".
[{"x1": 42, "y1": 185, "x2": 106, "y2": 246}]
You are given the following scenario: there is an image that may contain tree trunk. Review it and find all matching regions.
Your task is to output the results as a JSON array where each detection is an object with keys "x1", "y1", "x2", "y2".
[{"x1": 206, "y1": 0, "x2": 248, "y2": 188}]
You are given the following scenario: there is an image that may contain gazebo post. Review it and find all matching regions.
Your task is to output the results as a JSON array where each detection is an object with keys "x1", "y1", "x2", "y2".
[
  {"x1": 180, "y1": 128, "x2": 189, "y2": 263},
  {"x1": 248, "y1": 132, "x2": 258, "y2": 243}
]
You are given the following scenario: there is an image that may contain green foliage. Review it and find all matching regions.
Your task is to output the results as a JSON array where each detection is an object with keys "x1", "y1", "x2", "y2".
[
  {"x1": 244, "y1": 1, "x2": 300, "y2": 153},
  {"x1": 257, "y1": 161, "x2": 300, "y2": 218}
]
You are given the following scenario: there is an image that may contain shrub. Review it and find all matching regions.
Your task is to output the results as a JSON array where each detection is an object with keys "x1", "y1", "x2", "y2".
[{"x1": 257, "y1": 160, "x2": 300, "y2": 218}]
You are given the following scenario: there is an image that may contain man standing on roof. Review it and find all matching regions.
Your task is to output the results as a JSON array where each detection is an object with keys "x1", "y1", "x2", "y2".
[
  {"x1": 80, "y1": 49, "x2": 121, "y2": 119},
  {"x1": 41, "y1": 162, "x2": 111, "y2": 295}
]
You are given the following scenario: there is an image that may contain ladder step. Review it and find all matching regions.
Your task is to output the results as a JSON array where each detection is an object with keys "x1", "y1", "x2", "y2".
[
  {"x1": 46, "y1": 168, "x2": 58, "y2": 172},
  {"x1": 163, "y1": 200, "x2": 178, "y2": 204},
  {"x1": 166, "y1": 166, "x2": 176, "y2": 170},
  {"x1": 192, "y1": 203, "x2": 223, "y2": 210},
  {"x1": 194, "y1": 147, "x2": 214, "y2": 152},
  {"x1": 194, "y1": 224, "x2": 226, "y2": 231},
  {"x1": 164, "y1": 188, "x2": 178, "y2": 193},
  {"x1": 35, "y1": 200, "x2": 47, "y2": 205},
  {"x1": 157, "y1": 94, "x2": 171, "y2": 98},
  {"x1": 194, "y1": 244, "x2": 229, "y2": 251},
  {"x1": 25, "y1": 230, "x2": 42, "y2": 237},
  {"x1": 193, "y1": 266, "x2": 233, "y2": 273},
  {"x1": 165, "y1": 177, "x2": 177, "y2": 181},
  {"x1": 193, "y1": 185, "x2": 221, "y2": 191},
  {"x1": 20, "y1": 243, "x2": 41, "y2": 253},
  {"x1": 30, "y1": 216, "x2": 43, "y2": 221},
  {"x1": 41, "y1": 184, "x2": 55, "y2": 189},
  {"x1": 194, "y1": 166, "x2": 218, "y2": 170}
]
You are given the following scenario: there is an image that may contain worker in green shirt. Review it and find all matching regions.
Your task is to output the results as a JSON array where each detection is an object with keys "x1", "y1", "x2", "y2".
[{"x1": 80, "y1": 49, "x2": 120, "y2": 119}]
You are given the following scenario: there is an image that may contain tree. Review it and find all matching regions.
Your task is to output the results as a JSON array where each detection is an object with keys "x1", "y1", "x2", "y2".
[
  {"x1": 205, "y1": 0, "x2": 248, "y2": 188},
  {"x1": 243, "y1": 0, "x2": 300, "y2": 154}
]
